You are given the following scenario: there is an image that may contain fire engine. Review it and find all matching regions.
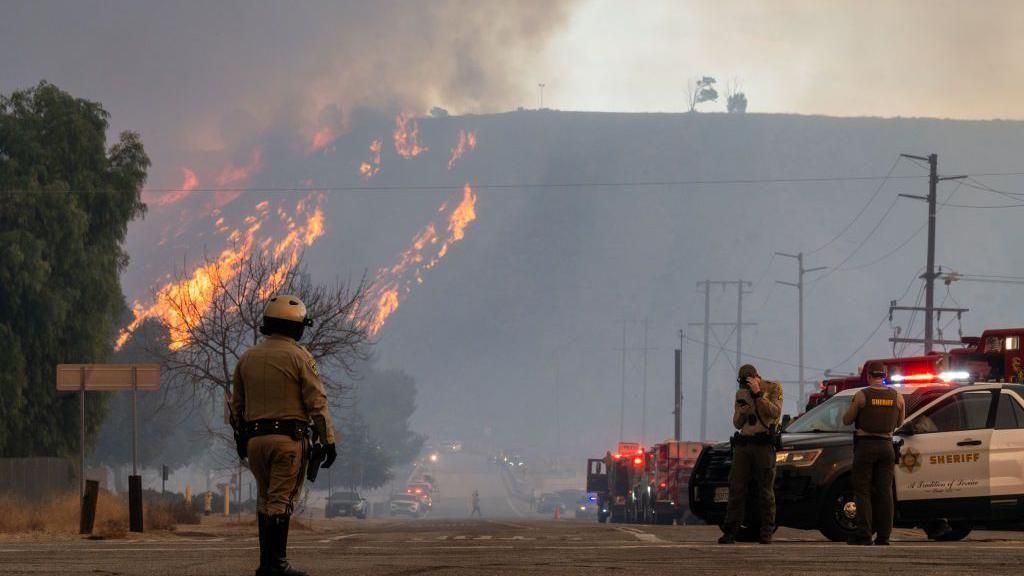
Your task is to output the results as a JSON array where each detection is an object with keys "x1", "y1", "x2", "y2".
[
  {"x1": 586, "y1": 440, "x2": 707, "y2": 524},
  {"x1": 807, "y1": 328, "x2": 1024, "y2": 409},
  {"x1": 586, "y1": 442, "x2": 645, "y2": 523}
]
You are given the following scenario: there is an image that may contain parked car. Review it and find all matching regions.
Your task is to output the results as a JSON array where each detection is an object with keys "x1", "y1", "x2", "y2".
[{"x1": 325, "y1": 491, "x2": 368, "y2": 519}]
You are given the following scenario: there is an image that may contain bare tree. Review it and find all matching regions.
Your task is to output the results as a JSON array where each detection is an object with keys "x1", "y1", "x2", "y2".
[
  {"x1": 724, "y1": 78, "x2": 748, "y2": 113},
  {"x1": 145, "y1": 246, "x2": 373, "y2": 410}
]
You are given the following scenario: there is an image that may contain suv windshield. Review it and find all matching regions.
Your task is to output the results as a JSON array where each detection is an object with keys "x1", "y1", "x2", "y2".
[
  {"x1": 330, "y1": 492, "x2": 359, "y2": 502},
  {"x1": 787, "y1": 386, "x2": 950, "y2": 433},
  {"x1": 786, "y1": 393, "x2": 855, "y2": 433}
]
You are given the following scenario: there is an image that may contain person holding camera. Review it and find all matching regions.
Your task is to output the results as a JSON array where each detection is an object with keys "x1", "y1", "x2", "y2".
[
  {"x1": 841, "y1": 361, "x2": 905, "y2": 546},
  {"x1": 718, "y1": 364, "x2": 784, "y2": 545}
]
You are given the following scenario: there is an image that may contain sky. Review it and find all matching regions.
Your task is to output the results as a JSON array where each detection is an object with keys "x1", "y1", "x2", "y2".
[{"x1": 537, "y1": 0, "x2": 1024, "y2": 119}]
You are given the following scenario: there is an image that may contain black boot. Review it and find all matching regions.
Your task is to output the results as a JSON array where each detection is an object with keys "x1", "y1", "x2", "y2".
[
  {"x1": 717, "y1": 524, "x2": 737, "y2": 544},
  {"x1": 255, "y1": 514, "x2": 272, "y2": 576},
  {"x1": 267, "y1": 514, "x2": 309, "y2": 576}
]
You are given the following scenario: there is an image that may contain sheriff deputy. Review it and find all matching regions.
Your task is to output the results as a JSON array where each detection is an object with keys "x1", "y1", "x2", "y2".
[{"x1": 841, "y1": 360, "x2": 905, "y2": 545}]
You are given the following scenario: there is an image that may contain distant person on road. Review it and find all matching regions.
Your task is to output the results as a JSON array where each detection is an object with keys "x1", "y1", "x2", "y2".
[
  {"x1": 719, "y1": 364, "x2": 783, "y2": 545},
  {"x1": 471, "y1": 489, "x2": 482, "y2": 517},
  {"x1": 231, "y1": 294, "x2": 338, "y2": 576},
  {"x1": 842, "y1": 361, "x2": 905, "y2": 546}
]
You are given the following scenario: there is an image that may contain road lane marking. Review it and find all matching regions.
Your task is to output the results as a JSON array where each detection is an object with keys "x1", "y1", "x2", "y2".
[
  {"x1": 318, "y1": 533, "x2": 362, "y2": 543},
  {"x1": 616, "y1": 527, "x2": 666, "y2": 543}
]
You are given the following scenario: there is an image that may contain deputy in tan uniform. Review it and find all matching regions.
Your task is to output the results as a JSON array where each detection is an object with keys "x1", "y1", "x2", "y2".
[
  {"x1": 842, "y1": 361, "x2": 905, "y2": 546},
  {"x1": 230, "y1": 294, "x2": 337, "y2": 576},
  {"x1": 719, "y1": 364, "x2": 784, "y2": 544}
]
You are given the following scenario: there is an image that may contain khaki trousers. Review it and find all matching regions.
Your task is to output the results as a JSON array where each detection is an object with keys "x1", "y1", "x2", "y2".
[{"x1": 248, "y1": 434, "x2": 306, "y2": 515}]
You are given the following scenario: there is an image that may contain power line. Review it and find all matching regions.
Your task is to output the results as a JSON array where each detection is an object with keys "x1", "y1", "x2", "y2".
[
  {"x1": 829, "y1": 268, "x2": 922, "y2": 371},
  {"x1": 681, "y1": 334, "x2": 829, "y2": 373},
  {"x1": 805, "y1": 156, "x2": 903, "y2": 255},
  {"x1": 0, "y1": 174, "x2": 941, "y2": 195},
  {"x1": 11, "y1": 169, "x2": 1024, "y2": 196},
  {"x1": 813, "y1": 180, "x2": 964, "y2": 276}
]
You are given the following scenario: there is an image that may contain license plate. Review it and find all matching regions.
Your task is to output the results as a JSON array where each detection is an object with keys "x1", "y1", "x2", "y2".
[{"x1": 714, "y1": 487, "x2": 729, "y2": 503}]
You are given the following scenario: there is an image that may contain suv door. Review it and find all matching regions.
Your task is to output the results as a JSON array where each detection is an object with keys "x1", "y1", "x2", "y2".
[
  {"x1": 989, "y1": 390, "x2": 1024, "y2": 519},
  {"x1": 896, "y1": 388, "x2": 997, "y2": 519}
]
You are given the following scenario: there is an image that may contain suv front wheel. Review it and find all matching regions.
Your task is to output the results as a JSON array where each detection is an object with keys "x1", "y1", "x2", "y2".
[{"x1": 819, "y1": 476, "x2": 858, "y2": 542}]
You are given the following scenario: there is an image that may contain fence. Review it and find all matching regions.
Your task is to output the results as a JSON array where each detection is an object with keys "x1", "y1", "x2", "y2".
[{"x1": 0, "y1": 458, "x2": 77, "y2": 501}]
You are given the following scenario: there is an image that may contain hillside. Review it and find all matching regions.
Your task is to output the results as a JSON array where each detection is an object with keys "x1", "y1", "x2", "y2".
[{"x1": 124, "y1": 110, "x2": 1024, "y2": 458}]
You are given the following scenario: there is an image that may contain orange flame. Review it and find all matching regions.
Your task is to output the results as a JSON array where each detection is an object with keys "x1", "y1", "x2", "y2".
[
  {"x1": 212, "y1": 148, "x2": 263, "y2": 209},
  {"x1": 447, "y1": 130, "x2": 477, "y2": 170},
  {"x1": 116, "y1": 194, "x2": 325, "y2": 351},
  {"x1": 393, "y1": 113, "x2": 427, "y2": 158},
  {"x1": 366, "y1": 184, "x2": 477, "y2": 335},
  {"x1": 308, "y1": 127, "x2": 336, "y2": 154},
  {"x1": 147, "y1": 167, "x2": 198, "y2": 207},
  {"x1": 358, "y1": 138, "x2": 383, "y2": 179},
  {"x1": 217, "y1": 148, "x2": 264, "y2": 186}
]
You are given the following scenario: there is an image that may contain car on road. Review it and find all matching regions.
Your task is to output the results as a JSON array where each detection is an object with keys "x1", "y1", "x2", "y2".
[
  {"x1": 690, "y1": 381, "x2": 1024, "y2": 541},
  {"x1": 574, "y1": 493, "x2": 600, "y2": 519},
  {"x1": 535, "y1": 492, "x2": 567, "y2": 515},
  {"x1": 325, "y1": 491, "x2": 368, "y2": 519},
  {"x1": 389, "y1": 493, "x2": 424, "y2": 518}
]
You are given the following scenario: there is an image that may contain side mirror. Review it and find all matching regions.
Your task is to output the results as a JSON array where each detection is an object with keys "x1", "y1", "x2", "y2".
[{"x1": 781, "y1": 414, "x2": 792, "y2": 429}]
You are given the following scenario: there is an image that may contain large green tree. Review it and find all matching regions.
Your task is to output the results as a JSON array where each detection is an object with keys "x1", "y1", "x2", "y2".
[{"x1": 0, "y1": 81, "x2": 149, "y2": 456}]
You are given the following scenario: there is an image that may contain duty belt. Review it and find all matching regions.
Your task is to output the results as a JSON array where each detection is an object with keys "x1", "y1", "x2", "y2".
[
  {"x1": 730, "y1": 432, "x2": 775, "y2": 446},
  {"x1": 246, "y1": 419, "x2": 309, "y2": 440}
]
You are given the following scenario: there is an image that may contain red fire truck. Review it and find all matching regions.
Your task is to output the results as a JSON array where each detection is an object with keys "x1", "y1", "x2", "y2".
[
  {"x1": 806, "y1": 327, "x2": 1024, "y2": 408},
  {"x1": 628, "y1": 440, "x2": 707, "y2": 525},
  {"x1": 806, "y1": 353, "x2": 947, "y2": 409},
  {"x1": 587, "y1": 440, "x2": 708, "y2": 525},
  {"x1": 586, "y1": 442, "x2": 646, "y2": 523}
]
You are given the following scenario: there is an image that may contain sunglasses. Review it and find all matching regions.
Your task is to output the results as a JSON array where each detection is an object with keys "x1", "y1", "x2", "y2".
[{"x1": 869, "y1": 372, "x2": 886, "y2": 378}]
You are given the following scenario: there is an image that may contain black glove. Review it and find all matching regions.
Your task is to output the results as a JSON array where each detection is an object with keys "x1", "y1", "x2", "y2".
[
  {"x1": 322, "y1": 443, "x2": 337, "y2": 468},
  {"x1": 233, "y1": 428, "x2": 248, "y2": 460}
]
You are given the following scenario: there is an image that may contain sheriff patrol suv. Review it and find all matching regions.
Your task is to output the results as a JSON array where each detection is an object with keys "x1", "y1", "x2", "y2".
[{"x1": 690, "y1": 381, "x2": 1024, "y2": 541}]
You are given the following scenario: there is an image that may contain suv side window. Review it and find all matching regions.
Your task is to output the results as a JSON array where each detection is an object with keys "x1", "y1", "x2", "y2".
[
  {"x1": 996, "y1": 392, "x2": 1024, "y2": 430},
  {"x1": 911, "y1": 390, "x2": 995, "y2": 434}
]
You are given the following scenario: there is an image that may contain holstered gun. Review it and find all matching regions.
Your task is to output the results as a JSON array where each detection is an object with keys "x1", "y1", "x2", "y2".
[{"x1": 306, "y1": 433, "x2": 327, "y2": 483}]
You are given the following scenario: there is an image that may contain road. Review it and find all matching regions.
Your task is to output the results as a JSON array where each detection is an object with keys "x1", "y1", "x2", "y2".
[
  {"x1": 3, "y1": 518, "x2": 1024, "y2": 575},
  {"x1": 5, "y1": 454, "x2": 1022, "y2": 574}
]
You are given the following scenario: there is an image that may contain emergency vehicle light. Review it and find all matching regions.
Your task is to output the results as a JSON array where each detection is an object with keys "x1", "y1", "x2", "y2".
[
  {"x1": 890, "y1": 371, "x2": 970, "y2": 384},
  {"x1": 632, "y1": 456, "x2": 643, "y2": 466}
]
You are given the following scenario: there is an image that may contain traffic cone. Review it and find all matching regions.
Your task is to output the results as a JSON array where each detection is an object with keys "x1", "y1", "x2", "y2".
[{"x1": 553, "y1": 506, "x2": 561, "y2": 520}]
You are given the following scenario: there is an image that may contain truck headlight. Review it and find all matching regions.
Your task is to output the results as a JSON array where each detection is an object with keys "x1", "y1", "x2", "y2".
[{"x1": 775, "y1": 449, "x2": 822, "y2": 467}]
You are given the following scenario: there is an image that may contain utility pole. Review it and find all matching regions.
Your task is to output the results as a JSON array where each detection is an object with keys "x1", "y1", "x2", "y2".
[
  {"x1": 674, "y1": 330, "x2": 684, "y2": 441},
  {"x1": 895, "y1": 153, "x2": 966, "y2": 353},
  {"x1": 776, "y1": 252, "x2": 826, "y2": 407},
  {"x1": 538, "y1": 83, "x2": 545, "y2": 109},
  {"x1": 690, "y1": 280, "x2": 756, "y2": 441},
  {"x1": 619, "y1": 321, "x2": 627, "y2": 442},
  {"x1": 641, "y1": 318, "x2": 649, "y2": 446}
]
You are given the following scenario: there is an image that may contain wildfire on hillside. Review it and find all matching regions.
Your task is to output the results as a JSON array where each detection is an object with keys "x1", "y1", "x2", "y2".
[
  {"x1": 393, "y1": 113, "x2": 427, "y2": 158},
  {"x1": 115, "y1": 193, "x2": 326, "y2": 351},
  {"x1": 447, "y1": 130, "x2": 477, "y2": 170},
  {"x1": 359, "y1": 138, "x2": 383, "y2": 179},
  {"x1": 366, "y1": 183, "x2": 477, "y2": 336}
]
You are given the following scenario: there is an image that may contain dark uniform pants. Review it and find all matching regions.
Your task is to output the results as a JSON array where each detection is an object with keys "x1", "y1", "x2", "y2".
[
  {"x1": 724, "y1": 442, "x2": 776, "y2": 535},
  {"x1": 248, "y1": 435, "x2": 306, "y2": 516},
  {"x1": 852, "y1": 436, "x2": 895, "y2": 541}
]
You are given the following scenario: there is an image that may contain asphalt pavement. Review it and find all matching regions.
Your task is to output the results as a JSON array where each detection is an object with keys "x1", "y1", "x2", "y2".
[{"x1": 3, "y1": 517, "x2": 1024, "y2": 575}]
